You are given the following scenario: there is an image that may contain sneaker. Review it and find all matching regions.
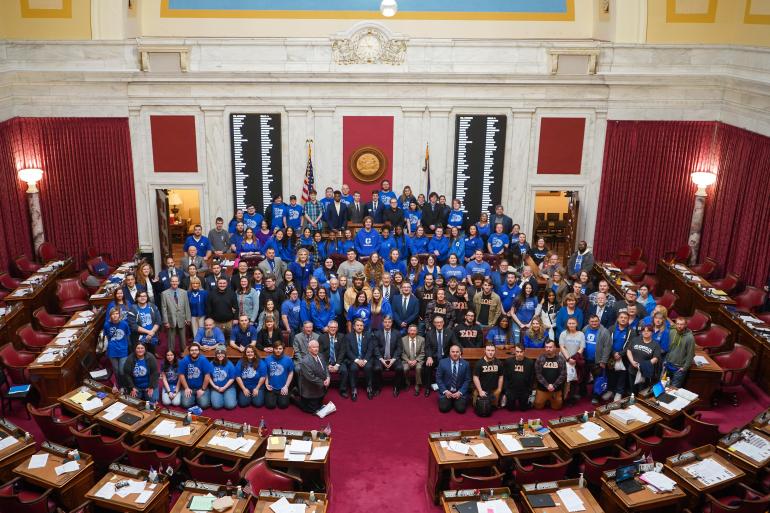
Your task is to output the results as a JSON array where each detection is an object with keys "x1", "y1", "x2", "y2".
[
  {"x1": 613, "y1": 393, "x2": 622, "y2": 402},
  {"x1": 591, "y1": 398, "x2": 599, "y2": 405},
  {"x1": 639, "y1": 386, "x2": 651, "y2": 396},
  {"x1": 601, "y1": 390, "x2": 613, "y2": 401}
]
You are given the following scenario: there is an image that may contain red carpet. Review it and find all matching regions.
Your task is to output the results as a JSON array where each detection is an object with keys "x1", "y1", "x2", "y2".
[{"x1": 7, "y1": 378, "x2": 770, "y2": 513}]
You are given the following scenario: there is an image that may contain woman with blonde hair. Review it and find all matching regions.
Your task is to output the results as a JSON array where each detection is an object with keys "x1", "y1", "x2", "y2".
[{"x1": 365, "y1": 251, "x2": 385, "y2": 288}]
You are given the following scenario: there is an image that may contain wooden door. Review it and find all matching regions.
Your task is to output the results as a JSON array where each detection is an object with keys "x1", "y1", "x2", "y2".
[
  {"x1": 155, "y1": 189, "x2": 172, "y2": 259},
  {"x1": 564, "y1": 191, "x2": 580, "y2": 261}
]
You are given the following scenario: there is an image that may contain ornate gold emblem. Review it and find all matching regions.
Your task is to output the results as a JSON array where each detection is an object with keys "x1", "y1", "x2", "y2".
[{"x1": 349, "y1": 146, "x2": 387, "y2": 183}]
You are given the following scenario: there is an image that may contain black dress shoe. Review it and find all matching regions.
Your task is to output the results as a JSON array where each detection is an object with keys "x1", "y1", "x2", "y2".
[
  {"x1": 413, "y1": 387, "x2": 421, "y2": 396},
  {"x1": 424, "y1": 388, "x2": 432, "y2": 397},
  {"x1": 340, "y1": 390, "x2": 349, "y2": 399},
  {"x1": 367, "y1": 390, "x2": 374, "y2": 400},
  {"x1": 374, "y1": 388, "x2": 381, "y2": 397},
  {"x1": 393, "y1": 387, "x2": 400, "y2": 397},
  {"x1": 351, "y1": 391, "x2": 358, "y2": 402}
]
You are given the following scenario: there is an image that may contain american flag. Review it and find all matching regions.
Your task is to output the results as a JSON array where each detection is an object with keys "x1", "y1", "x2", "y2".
[
  {"x1": 302, "y1": 142, "x2": 315, "y2": 204},
  {"x1": 422, "y1": 143, "x2": 431, "y2": 197}
]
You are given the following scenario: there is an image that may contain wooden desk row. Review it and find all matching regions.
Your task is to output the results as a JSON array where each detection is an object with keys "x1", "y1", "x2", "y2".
[
  {"x1": 655, "y1": 259, "x2": 736, "y2": 319},
  {"x1": 0, "y1": 302, "x2": 26, "y2": 350},
  {"x1": 89, "y1": 262, "x2": 138, "y2": 308}
]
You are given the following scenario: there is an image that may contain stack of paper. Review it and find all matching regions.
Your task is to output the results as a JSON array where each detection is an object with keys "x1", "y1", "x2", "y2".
[
  {"x1": 732, "y1": 439, "x2": 770, "y2": 462},
  {"x1": 659, "y1": 396, "x2": 690, "y2": 412},
  {"x1": 189, "y1": 494, "x2": 216, "y2": 511},
  {"x1": 151, "y1": 419, "x2": 178, "y2": 436},
  {"x1": 684, "y1": 457, "x2": 736, "y2": 486},
  {"x1": 476, "y1": 499, "x2": 512, "y2": 513},
  {"x1": 309, "y1": 445, "x2": 329, "y2": 461},
  {"x1": 0, "y1": 436, "x2": 19, "y2": 450},
  {"x1": 81, "y1": 397, "x2": 103, "y2": 411},
  {"x1": 54, "y1": 460, "x2": 80, "y2": 475},
  {"x1": 556, "y1": 488, "x2": 585, "y2": 512},
  {"x1": 640, "y1": 471, "x2": 677, "y2": 492},
  {"x1": 470, "y1": 443, "x2": 493, "y2": 458},
  {"x1": 287, "y1": 440, "x2": 312, "y2": 454},
  {"x1": 576, "y1": 422, "x2": 604, "y2": 442},
  {"x1": 624, "y1": 405, "x2": 652, "y2": 423},
  {"x1": 28, "y1": 453, "x2": 49, "y2": 469},
  {"x1": 496, "y1": 434, "x2": 524, "y2": 452},
  {"x1": 447, "y1": 441, "x2": 470, "y2": 455},
  {"x1": 102, "y1": 402, "x2": 127, "y2": 421},
  {"x1": 609, "y1": 409, "x2": 637, "y2": 425},
  {"x1": 672, "y1": 388, "x2": 698, "y2": 402},
  {"x1": 208, "y1": 435, "x2": 249, "y2": 452},
  {"x1": 268, "y1": 497, "x2": 306, "y2": 513}
]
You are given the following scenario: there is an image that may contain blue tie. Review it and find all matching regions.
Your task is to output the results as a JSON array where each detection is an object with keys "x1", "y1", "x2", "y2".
[
  {"x1": 451, "y1": 362, "x2": 458, "y2": 391},
  {"x1": 330, "y1": 337, "x2": 336, "y2": 365},
  {"x1": 357, "y1": 335, "x2": 362, "y2": 358}
]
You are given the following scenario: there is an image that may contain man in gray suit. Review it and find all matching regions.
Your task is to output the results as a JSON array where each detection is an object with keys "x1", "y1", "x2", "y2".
[
  {"x1": 401, "y1": 324, "x2": 426, "y2": 396},
  {"x1": 258, "y1": 247, "x2": 286, "y2": 286},
  {"x1": 180, "y1": 246, "x2": 208, "y2": 274},
  {"x1": 161, "y1": 275, "x2": 191, "y2": 354},
  {"x1": 293, "y1": 321, "x2": 319, "y2": 374},
  {"x1": 298, "y1": 339, "x2": 330, "y2": 413}
]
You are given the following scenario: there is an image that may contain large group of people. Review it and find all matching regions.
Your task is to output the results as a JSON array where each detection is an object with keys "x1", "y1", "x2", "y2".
[{"x1": 99, "y1": 179, "x2": 696, "y2": 417}]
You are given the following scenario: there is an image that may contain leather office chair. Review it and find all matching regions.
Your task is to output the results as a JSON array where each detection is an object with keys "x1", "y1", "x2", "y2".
[
  {"x1": 733, "y1": 286, "x2": 767, "y2": 313},
  {"x1": 240, "y1": 457, "x2": 302, "y2": 493},
  {"x1": 0, "y1": 344, "x2": 36, "y2": 384},
  {"x1": 641, "y1": 274, "x2": 659, "y2": 296},
  {"x1": 580, "y1": 445, "x2": 641, "y2": 488},
  {"x1": 184, "y1": 452, "x2": 244, "y2": 486},
  {"x1": 657, "y1": 290, "x2": 679, "y2": 311},
  {"x1": 56, "y1": 501, "x2": 92, "y2": 513},
  {"x1": 0, "y1": 272, "x2": 21, "y2": 291},
  {"x1": 691, "y1": 257, "x2": 718, "y2": 279},
  {"x1": 712, "y1": 344, "x2": 755, "y2": 407},
  {"x1": 55, "y1": 278, "x2": 90, "y2": 314},
  {"x1": 710, "y1": 273, "x2": 741, "y2": 295},
  {"x1": 37, "y1": 242, "x2": 65, "y2": 263},
  {"x1": 0, "y1": 369, "x2": 30, "y2": 418},
  {"x1": 687, "y1": 309, "x2": 711, "y2": 333},
  {"x1": 86, "y1": 256, "x2": 114, "y2": 277},
  {"x1": 683, "y1": 411, "x2": 726, "y2": 448},
  {"x1": 33, "y1": 307, "x2": 69, "y2": 334},
  {"x1": 69, "y1": 424, "x2": 126, "y2": 471},
  {"x1": 694, "y1": 325, "x2": 730, "y2": 354},
  {"x1": 513, "y1": 454, "x2": 572, "y2": 485},
  {"x1": 663, "y1": 245, "x2": 691, "y2": 264},
  {"x1": 122, "y1": 440, "x2": 180, "y2": 472},
  {"x1": 449, "y1": 465, "x2": 504, "y2": 490},
  {"x1": 757, "y1": 312, "x2": 770, "y2": 325},
  {"x1": 16, "y1": 324, "x2": 55, "y2": 352},
  {"x1": 0, "y1": 477, "x2": 56, "y2": 513},
  {"x1": 28, "y1": 403, "x2": 83, "y2": 446},
  {"x1": 627, "y1": 424, "x2": 691, "y2": 461},
  {"x1": 621, "y1": 261, "x2": 646, "y2": 283},
  {"x1": 13, "y1": 255, "x2": 41, "y2": 279},
  {"x1": 702, "y1": 483, "x2": 770, "y2": 513}
]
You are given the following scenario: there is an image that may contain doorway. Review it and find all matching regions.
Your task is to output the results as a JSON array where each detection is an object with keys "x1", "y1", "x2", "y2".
[
  {"x1": 155, "y1": 188, "x2": 202, "y2": 262},
  {"x1": 532, "y1": 190, "x2": 580, "y2": 263}
]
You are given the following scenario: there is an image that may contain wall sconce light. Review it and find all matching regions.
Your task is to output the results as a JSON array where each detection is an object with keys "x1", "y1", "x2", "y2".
[
  {"x1": 691, "y1": 171, "x2": 717, "y2": 196},
  {"x1": 18, "y1": 168, "x2": 44, "y2": 193}
]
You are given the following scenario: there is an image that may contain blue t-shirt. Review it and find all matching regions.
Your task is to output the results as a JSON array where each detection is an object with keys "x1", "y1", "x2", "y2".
[
  {"x1": 447, "y1": 209, "x2": 464, "y2": 228},
  {"x1": 487, "y1": 233, "x2": 510, "y2": 254},
  {"x1": 184, "y1": 235, "x2": 211, "y2": 255},
  {"x1": 407, "y1": 210, "x2": 422, "y2": 233},
  {"x1": 132, "y1": 358, "x2": 150, "y2": 389},
  {"x1": 211, "y1": 361, "x2": 236, "y2": 388},
  {"x1": 515, "y1": 296, "x2": 538, "y2": 325},
  {"x1": 104, "y1": 320, "x2": 130, "y2": 358},
  {"x1": 441, "y1": 264, "x2": 467, "y2": 282},
  {"x1": 134, "y1": 304, "x2": 159, "y2": 344},
  {"x1": 612, "y1": 326, "x2": 630, "y2": 353},
  {"x1": 268, "y1": 203, "x2": 288, "y2": 230},
  {"x1": 378, "y1": 190, "x2": 397, "y2": 206},
  {"x1": 464, "y1": 236, "x2": 484, "y2": 259},
  {"x1": 178, "y1": 355, "x2": 212, "y2": 390},
  {"x1": 194, "y1": 327, "x2": 225, "y2": 347},
  {"x1": 281, "y1": 299, "x2": 302, "y2": 330},
  {"x1": 230, "y1": 325, "x2": 258, "y2": 347},
  {"x1": 584, "y1": 327, "x2": 599, "y2": 362},
  {"x1": 236, "y1": 359, "x2": 266, "y2": 389},
  {"x1": 286, "y1": 204, "x2": 304, "y2": 229},
  {"x1": 465, "y1": 260, "x2": 491, "y2": 278},
  {"x1": 243, "y1": 212, "x2": 263, "y2": 230},
  {"x1": 499, "y1": 284, "x2": 521, "y2": 312},
  {"x1": 266, "y1": 354, "x2": 295, "y2": 389},
  {"x1": 340, "y1": 194, "x2": 354, "y2": 206},
  {"x1": 347, "y1": 305, "x2": 372, "y2": 330},
  {"x1": 485, "y1": 327, "x2": 508, "y2": 346},
  {"x1": 163, "y1": 365, "x2": 179, "y2": 391}
]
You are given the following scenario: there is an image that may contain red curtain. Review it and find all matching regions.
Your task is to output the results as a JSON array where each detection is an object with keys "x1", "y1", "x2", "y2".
[
  {"x1": 594, "y1": 121, "x2": 716, "y2": 271},
  {"x1": 699, "y1": 125, "x2": 770, "y2": 287},
  {"x1": 0, "y1": 120, "x2": 34, "y2": 271},
  {"x1": 7, "y1": 118, "x2": 138, "y2": 269}
]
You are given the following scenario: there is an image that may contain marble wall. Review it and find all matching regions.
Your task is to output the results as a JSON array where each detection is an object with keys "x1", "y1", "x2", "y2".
[{"x1": 0, "y1": 35, "x2": 769, "y2": 266}]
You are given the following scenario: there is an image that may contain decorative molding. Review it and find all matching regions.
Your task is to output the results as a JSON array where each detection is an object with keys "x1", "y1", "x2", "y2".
[
  {"x1": 331, "y1": 23, "x2": 407, "y2": 65},
  {"x1": 745, "y1": 0, "x2": 770, "y2": 24},
  {"x1": 666, "y1": 0, "x2": 718, "y2": 23},
  {"x1": 547, "y1": 48, "x2": 599, "y2": 74},
  {"x1": 138, "y1": 45, "x2": 190, "y2": 72}
]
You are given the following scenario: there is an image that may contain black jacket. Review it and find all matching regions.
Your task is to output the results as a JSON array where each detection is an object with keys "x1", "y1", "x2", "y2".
[
  {"x1": 424, "y1": 327, "x2": 457, "y2": 361},
  {"x1": 206, "y1": 288, "x2": 238, "y2": 323},
  {"x1": 122, "y1": 352, "x2": 159, "y2": 390},
  {"x1": 382, "y1": 207, "x2": 405, "y2": 229},
  {"x1": 372, "y1": 330, "x2": 403, "y2": 361},
  {"x1": 318, "y1": 333, "x2": 348, "y2": 366}
]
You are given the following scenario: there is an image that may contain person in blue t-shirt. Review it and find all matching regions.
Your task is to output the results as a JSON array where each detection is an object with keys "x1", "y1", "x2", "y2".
[
  {"x1": 286, "y1": 195, "x2": 304, "y2": 231},
  {"x1": 183, "y1": 224, "x2": 212, "y2": 259},
  {"x1": 243, "y1": 204, "x2": 263, "y2": 231},
  {"x1": 465, "y1": 250, "x2": 492, "y2": 283},
  {"x1": 441, "y1": 254, "x2": 467, "y2": 283},
  {"x1": 229, "y1": 315, "x2": 259, "y2": 352},
  {"x1": 281, "y1": 288, "x2": 302, "y2": 335},
  {"x1": 235, "y1": 346, "x2": 266, "y2": 407},
  {"x1": 487, "y1": 223, "x2": 510, "y2": 255},
  {"x1": 427, "y1": 226, "x2": 450, "y2": 264},
  {"x1": 104, "y1": 307, "x2": 131, "y2": 391},
  {"x1": 264, "y1": 341, "x2": 295, "y2": 409},
  {"x1": 193, "y1": 318, "x2": 226, "y2": 351},
  {"x1": 160, "y1": 351, "x2": 181, "y2": 406},
  {"x1": 354, "y1": 217, "x2": 381, "y2": 257},
  {"x1": 607, "y1": 311, "x2": 632, "y2": 401},
  {"x1": 347, "y1": 290, "x2": 372, "y2": 332},
  {"x1": 406, "y1": 201, "x2": 422, "y2": 234},
  {"x1": 498, "y1": 273, "x2": 522, "y2": 314},
  {"x1": 512, "y1": 283, "x2": 539, "y2": 334},
  {"x1": 177, "y1": 342, "x2": 213, "y2": 409},
  {"x1": 123, "y1": 342, "x2": 159, "y2": 403},
  {"x1": 447, "y1": 199, "x2": 465, "y2": 232},
  {"x1": 209, "y1": 345, "x2": 237, "y2": 410},
  {"x1": 463, "y1": 225, "x2": 484, "y2": 262},
  {"x1": 266, "y1": 195, "x2": 288, "y2": 231},
  {"x1": 384, "y1": 249, "x2": 407, "y2": 278},
  {"x1": 485, "y1": 316, "x2": 512, "y2": 346},
  {"x1": 378, "y1": 179, "x2": 398, "y2": 206},
  {"x1": 129, "y1": 291, "x2": 161, "y2": 351}
]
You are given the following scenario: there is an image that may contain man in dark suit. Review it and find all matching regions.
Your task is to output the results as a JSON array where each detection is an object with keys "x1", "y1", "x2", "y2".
[
  {"x1": 421, "y1": 192, "x2": 441, "y2": 233},
  {"x1": 347, "y1": 191, "x2": 366, "y2": 224},
  {"x1": 382, "y1": 197, "x2": 405, "y2": 229},
  {"x1": 490, "y1": 205, "x2": 514, "y2": 235},
  {"x1": 373, "y1": 316, "x2": 404, "y2": 396},
  {"x1": 158, "y1": 256, "x2": 186, "y2": 292},
  {"x1": 422, "y1": 315, "x2": 457, "y2": 397},
  {"x1": 344, "y1": 319, "x2": 375, "y2": 401},
  {"x1": 436, "y1": 344, "x2": 472, "y2": 413},
  {"x1": 364, "y1": 190, "x2": 384, "y2": 223},
  {"x1": 324, "y1": 190, "x2": 348, "y2": 233},
  {"x1": 317, "y1": 320, "x2": 349, "y2": 397},
  {"x1": 589, "y1": 292, "x2": 617, "y2": 329},
  {"x1": 391, "y1": 282, "x2": 420, "y2": 335},
  {"x1": 378, "y1": 273, "x2": 399, "y2": 303},
  {"x1": 298, "y1": 340, "x2": 330, "y2": 414}
]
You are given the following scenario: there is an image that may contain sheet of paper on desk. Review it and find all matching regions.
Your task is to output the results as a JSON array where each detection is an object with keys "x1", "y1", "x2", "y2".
[
  {"x1": 89, "y1": 369, "x2": 109, "y2": 380},
  {"x1": 210, "y1": 436, "x2": 246, "y2": 451},
  {"x1": 448, "y1": 441, "x2": 470, "y2": 455},
  {"x1": 102, "y1": 402, "x2": 127, "y2": 421},
  {"x1": 672, "y1": 388, "x2": 698, "y2": 402},
  {"x1": 684, "y1": 457, "x2": 736, "y2": 486},
  {"x1": 189, "y1": 494, "x2": 216, "y2": 511},
  {"x1": 36, "y1": 352, "x2": 58, "y2": 363},
  {"x1": 283, "y1": 448, "x2": 306, "y2": 461},
  {"x1": 28, "y1": 453, "x2": 49, "y2": 469},
  {"x1": 170, "y1": 426, "x2": 191, "y2": 438},
  {"x1": 477, "y1": 499, "x2": 512, "y2": 513},
  {"x1": 152, "y1": 419, "x2": 177, "y2": 436},
  {"x1": 268, "y1": 497, "x2": 307, "y2": 513},
  {"x1": 497, "y1": 434, "x2": 523, "y2": 452},
  {"x1": 82, "y1": 397, "x2": 103, "y2": 411},
  {"x1": 732, "y1": 440, "x2": 770, "y2": 462},
  {"x1": 69, "y1": 391, "x2": 91, "y2": 405},
  {"x1": 67, "y1": 317, "x2": 88, "y2": 327},
  {"x1": 556, "y1": 488, "x2": 585, "y2": 512},
  {"x1": 60, "y1": 328, "x2": 79, "y2": 337},
  {"x1": 0, "y1": 436, "x2": 19, "y2": 450},
  {"x1": 660, "y1": 396, "x2": 690, "y2": 412},
  {"x1": 577, "y1": 421, "x2": 604, "y2": 442},
  {"x1": 135, "y1": 490, "x2": 153, "y2": 504},
  {"x1": 287, "y1": 439, "x2": 313, "y2": 454},
  {"x1": 693, "y1": 355, "x2": 709, "y2": 366},
  {"x1": 54, "y1": 460, "x2": 80, "y2": 475},
  {"x1": 625, "y1": 405, "x2": 652, "y2": 423},
  {"x1": 94, "y1": 482, "x2": 116, "y2": 499},
  {"x1": 238, "y1": 438, "x2": 257, "y2": 453},
  {"x1": 470, "y1": 443, "x2": 493, "y2": 458},
  {"x1": 640, "y1": 471, "x2": 676, "y2": 492},
  {"x1": 309, "y1": 445, "x2": 329, "y2": 461}
]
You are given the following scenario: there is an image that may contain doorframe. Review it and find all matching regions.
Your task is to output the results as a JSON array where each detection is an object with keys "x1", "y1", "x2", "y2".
[
  {"x1": 147, "y1": 182, "x2": 208, "y2": 269},
  {"x1": 525, "y1": 185, "x2": 585, "y2": 248}
]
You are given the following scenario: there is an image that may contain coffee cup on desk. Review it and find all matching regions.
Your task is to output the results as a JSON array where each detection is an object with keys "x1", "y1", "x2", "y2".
[{"x1": 311, "y1": 430, "x2": 318, "y2": 441}]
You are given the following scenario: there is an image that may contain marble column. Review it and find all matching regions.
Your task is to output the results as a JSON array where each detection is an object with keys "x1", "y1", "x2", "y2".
[
  {"x1": 311, "y1": 108, "x2": 336, "y2": 190},
  {"x1": 201, "y1": 106, "x2": 228, "y2": 220},
  {"x1": 27, "y1": 191, "x2": 45, "y2": 251},
  {"x1": 286, "y1": 107, "x2": 311, "y2": 198},
  {"x1": 399, "y1": 107, "x2": 427, "y2": 193},
  {"x1": 688, "y1": 190, "x2": 707, "y2": 265},
  {"x1": 427, "y1": 108, "x2": 452, "y2": 197}
]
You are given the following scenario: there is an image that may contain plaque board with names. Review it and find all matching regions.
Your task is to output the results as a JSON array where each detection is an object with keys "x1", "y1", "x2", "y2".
[
  {"x1": 452, "y1": 115, "x2": 507, "y2": 224},
  {"x1": 230, "y1": 113, "x2": 283, "y2": 213}
]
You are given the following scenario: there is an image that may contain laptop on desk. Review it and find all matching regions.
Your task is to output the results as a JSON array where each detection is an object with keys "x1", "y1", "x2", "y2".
[
  {"x1": 615, "y1": 463, "x2": 644, "y2": 494},
  {"x1": 652, "y1": 382, "x2": 677, "y2": 404}
]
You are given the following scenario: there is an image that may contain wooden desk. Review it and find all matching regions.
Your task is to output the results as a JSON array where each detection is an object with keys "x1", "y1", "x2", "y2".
[
  {"x1": 4, "y1": 259, "x2": 75, "y2": 324},
  {"x1": 656, "y1": 260, "x2": 735, "y2": 317},
  {"x1": 714, "y1": 306, "x2": 770, "y2": 391},
  {"x1": 716, "y1": 428, "x2": 770, "y2": 477},
  {"x1": 94, "y1": 397, "x2": 158, "y2": 436},
  {"x1": 665, "y1": 445, "x2": 745, "y2": 509},
  {"x1": 750, "y1": 409, "x2": 770, "y2": 435},
  {"x1": 685, "y1": 351, "x2": 723, "y2": 407},
  {"x1": 487, "y1": 423, "x2": 560, "y2": 463},
  {"x1": 637, "y1": 390, "x2": 697, "y2": 426},
  {"x1": 171, "y1": 482, "x2": 251, "y2": 513},
  {"x1": 593, "y1": 263, "x2": 637, "y2": 300},
  {"x1": 599, "y1": 472, "x2": 686, "y2": 513},
  {"x1": 442, "y1": 488, "x2": 518, "y2": 513},
  {"x1": 0, "y1": 419, "x2": 36, "y2": 481},
  {"x1": 85, "y1": 464, "x2": 170, "y2": 513},
  {"x1": 0, "y1": 302, "x2": 26, "y2": 349},
  {"x1": 462, "y1": 346, "x2": 543, "y2": 368},
  {"x1": 596, "y1": 401, "x2": 663, "y2": 439},
  {"x1": 519, "y1": 479, "x2": 604, "y2": 513},
  {"x1": 426, "y1": 429, "x2": 499, "y2": 504},
  {"x1": 549, "y1": 417, "x2": 620, "y2": 454},
  {"x1": 28, "y1": 308, "x2": 105, "y2": 406},
  {"x1": 195, "y1": 420, "x2": 265, "y2": 462},
  {"x1": 253, "y1": 490, "x2": 327, "y2": 513},
  {"x1": 266, "y1": 429, "x2": 332, "y2": 494},
  {"x1": 141, "y1": 411, "x2": 211, "y2": 451},
  {"x1": 13, "y1": 443, "x2": 95, "y2": 510},
  {"x1": 58, "y1": 380, "x2": 117, "y2": 417}
]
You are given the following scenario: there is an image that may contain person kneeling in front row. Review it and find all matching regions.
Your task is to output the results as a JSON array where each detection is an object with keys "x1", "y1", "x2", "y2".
[
  {"x1": 177, "y1": 342, "x2": 212, "y2": 409},
  {"x1": 436, "y1": 344, "x2": 471, "y2": 414},
  {"x1": 472, "y1": 343, "x2": 503, "y2": 417},
  {"x1": 264, "y1": 341, "x2": 294, "y2": 409},
  {"x1": 534, "y1": 340, "x2": 567, "y2": 410}
]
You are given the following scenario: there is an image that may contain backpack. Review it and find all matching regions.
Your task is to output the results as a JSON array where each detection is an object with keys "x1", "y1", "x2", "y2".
[{"x1": 475, "y1": 395, "x2": 493, "y2": 417}]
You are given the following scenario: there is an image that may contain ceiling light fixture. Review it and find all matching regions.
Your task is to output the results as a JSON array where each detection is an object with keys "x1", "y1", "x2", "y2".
[{"x1": 380, "y1": 0, "x2": 398, "y2": 17}]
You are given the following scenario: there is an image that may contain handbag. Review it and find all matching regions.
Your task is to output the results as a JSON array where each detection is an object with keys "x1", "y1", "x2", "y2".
[
  {"x1": 614, "y1": 359, "x2": 626, "y2": 371},
  {"x1": 593, "y1": 371, "x2": 607, "y2": 396},
  {"x1": 566, "y1": 363, "x2": 577, "y2": 382}
]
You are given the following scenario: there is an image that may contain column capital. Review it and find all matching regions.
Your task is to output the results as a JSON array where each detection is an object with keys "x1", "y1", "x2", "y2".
[
  {"x1": 311, "y1": 107, "x2": 335, "y2": 116},
  {"x1": 286, "y1": 106, "x2": 310, "y2": 115},
  {"x1": 402, "y1": 107, "x2": 427, "y2": 117},
  {"x1": 200, "y1": 105, "x2": 226, "y2": 114},
  {"x1": 428, "y1": 107, "x2": 452, "y2": 117}
]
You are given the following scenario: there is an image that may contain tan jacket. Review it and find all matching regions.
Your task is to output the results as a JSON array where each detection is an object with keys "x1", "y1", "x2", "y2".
[
  {"x1": 472, "y1": 291, "x2": 503, "y2": 326},
  {"x1": 401, "y1": 335, "x2": 425, "y2": 364}
]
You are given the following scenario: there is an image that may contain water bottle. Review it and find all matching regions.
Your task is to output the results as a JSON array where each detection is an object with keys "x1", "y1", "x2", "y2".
[{"x1": 629, "y1": 393, "x2": 636, "y2": 406}]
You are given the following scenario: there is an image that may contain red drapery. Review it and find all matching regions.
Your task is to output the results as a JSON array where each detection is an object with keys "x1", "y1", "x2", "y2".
[
  {"x1": 0, "y1": 120, "x2": 34, "y2": 271},
  {"x1": 594, "y1": 121, "x2": 716, "y2": 271},
  {"x1": 4, "y1": 117, "x2": 137, "y2": 269},
  {"x1": 699, "y1": 125, "x2": 770, "y2": 287}
]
